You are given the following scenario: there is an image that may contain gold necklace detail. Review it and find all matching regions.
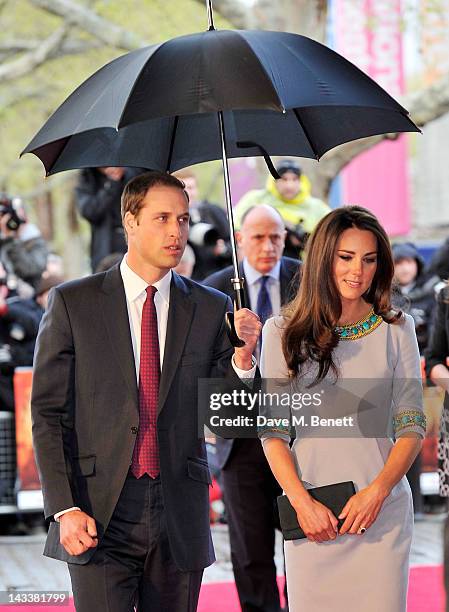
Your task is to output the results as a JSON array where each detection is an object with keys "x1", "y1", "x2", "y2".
[{"x1": 334, "y1": 308, "x2": 383, "y2": 340}]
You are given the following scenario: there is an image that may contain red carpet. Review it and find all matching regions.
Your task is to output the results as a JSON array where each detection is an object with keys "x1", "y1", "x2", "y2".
[
  {"x1": 198, "y1": 566, "x2": 445, "y2": 611},
  {"x1": 407, "y1": 565, "x2": 445, "y2": 612},
  {"x1": 0, "y1": 565, "x2": 444, "y2": 611}
]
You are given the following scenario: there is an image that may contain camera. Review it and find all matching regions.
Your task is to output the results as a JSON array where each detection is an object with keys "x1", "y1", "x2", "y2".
[
  {"x1": 0, "y1": 194, "x2": 24, "y2": 231},
  {"x1": 189, "y1": 222, "x2": 220, "y2": 248},
  {"x1": 286, "y1": 223, "x2": 309, "y2": 252}
]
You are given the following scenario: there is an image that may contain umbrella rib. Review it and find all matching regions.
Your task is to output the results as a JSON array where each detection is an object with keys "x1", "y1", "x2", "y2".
[
  {"x1": 165, "y1": 115, "x2": 179, "y2": 173},
  {"x1": 293, "y1": 109, "x2": 320, "y2": 161},
  {"x1": 237, "y1": 32, "x2": 285, "y2": 112}
]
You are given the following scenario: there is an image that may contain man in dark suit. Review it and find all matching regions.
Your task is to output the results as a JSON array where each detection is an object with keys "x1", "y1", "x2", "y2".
[
  {"x1": 203, "y1": 205, "x2": 300, "y2": 612},
  {"x1": 31, "y1": 171, "x2": 261, "y2": 612}
]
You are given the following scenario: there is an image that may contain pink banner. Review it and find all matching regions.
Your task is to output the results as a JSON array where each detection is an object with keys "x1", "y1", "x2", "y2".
[{"x1": 332, "y1": 0, "x2": 410, "y2": 235}]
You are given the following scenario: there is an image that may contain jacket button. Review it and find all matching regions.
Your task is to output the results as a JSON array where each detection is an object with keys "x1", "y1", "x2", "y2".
[{"x1": 131, "y1": 426, "x2": 138, "y2": 434}]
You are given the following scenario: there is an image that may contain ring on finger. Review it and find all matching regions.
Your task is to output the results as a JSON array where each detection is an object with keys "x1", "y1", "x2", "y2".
[{"x1": 357, "y1": 526, "x2": 367, "y2": 535}]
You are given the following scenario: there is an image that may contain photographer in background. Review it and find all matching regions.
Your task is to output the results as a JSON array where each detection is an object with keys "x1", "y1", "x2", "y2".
[
  {"x1": 0, "y1": 194, "x2": 48, "y2": 294},
  {"x1": 75, "y1": 167, "x2": 145, "y2": 272},
  {"x1": 234, "y1": 159, "x2": 330, "y2": 259},
  {"x1": 392, "y1": 243, "x2": 439, "y2": 353},
  {"x1": 392, "y1": 242, "x2": 439, "y2": 519},
  {"x1": 174, "y1": 169, "x2": 232, "y2": 280},
  {"x1": 0, "y1": 262, "x2": 42, "y2": 411}
]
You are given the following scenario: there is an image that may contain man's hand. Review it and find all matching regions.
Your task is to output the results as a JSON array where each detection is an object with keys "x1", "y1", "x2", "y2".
[
  {"x1": 59, "y1": 510, "x2": 98, "y2": 556},
  {"x1": 233, "y1": 308, "x2": 262, "y2": 370},
  {"x1": 213, "y1": 239, "x2": 227, "y2": 256}
]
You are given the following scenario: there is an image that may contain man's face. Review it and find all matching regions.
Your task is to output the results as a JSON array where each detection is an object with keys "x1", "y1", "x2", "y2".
[
  {"x1": 394, "y1": 257, "x2": 418, "y2": 286},
  {"x1": 237, "y1": 211, "x2": 286, "y2": 274},
  {"x1": 182, "y1": 177, "x2": 199, "y2": 206},
  {"x1": 99, "y1": 167, "x2": 125, "y2": 182},
  {"x1": 125, "y1": 185, "x2": 190, "y2": 278},
  {"x1": 276, "y1": 171, "x2": 301, "y2": 200}
]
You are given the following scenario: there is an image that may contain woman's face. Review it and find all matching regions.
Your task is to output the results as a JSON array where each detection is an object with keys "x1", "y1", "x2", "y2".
[{"x1": 333, "y1": 227, "x2": 378, "y2": 303}]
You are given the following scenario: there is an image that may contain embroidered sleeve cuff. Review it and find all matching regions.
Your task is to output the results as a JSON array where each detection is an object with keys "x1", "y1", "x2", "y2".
[
  {"x1": 259, "y1": 430, "x2": 291, "y2": 443},
  {"x1": 258, "y1": 420, "x2": 291, "y2": 442},
  {"x1": 393, "y1": 409, "x2": 427, "y2": 438}
]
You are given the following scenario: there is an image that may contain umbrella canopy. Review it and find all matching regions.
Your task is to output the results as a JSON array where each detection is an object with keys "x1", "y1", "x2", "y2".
[
  {"x1": 22, "y1": 17, "x2": 420, "y2": 340},
  {"x1": 22, "y1": 29, "x2": 419, "y2": 175}
]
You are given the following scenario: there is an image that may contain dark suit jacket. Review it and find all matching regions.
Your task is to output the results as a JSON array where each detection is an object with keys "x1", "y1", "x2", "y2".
[
  {"x1": 203, "y1": 256, "x2": 301, "y2": 468},
  {"x1": 31, "y1": 265, "x2": 237, "y2": 571},
  {"x1": 203, "y1": 257, "x2": 300, "y2": 312},
  {"x1": 425, "y1": 285, "x2": 449, "y2": 377}
]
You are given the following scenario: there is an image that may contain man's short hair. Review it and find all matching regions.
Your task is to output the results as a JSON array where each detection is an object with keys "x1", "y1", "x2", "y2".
[{"x1": 121, "y1": 171, "x2": 188, "y2": 223}]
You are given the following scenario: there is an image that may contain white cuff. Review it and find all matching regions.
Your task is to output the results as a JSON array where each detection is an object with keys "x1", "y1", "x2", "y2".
[
  {"x1": 54, "y1": 506, "x2": 81, "y2": 522},
  {"x1": 232, "y1": 355, "x2": 257, "y2": 379}
]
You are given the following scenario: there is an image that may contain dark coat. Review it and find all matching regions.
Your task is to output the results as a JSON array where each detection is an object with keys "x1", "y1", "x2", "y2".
[
  {"x1": 31, "y1": 266, "x2": 238, "y2": 571},
  {"x1": 203, "y1": 256, "x2": 301, "y2": 468},
  {"x1": 425, "y1": 285, "x2": 449, "y2": 377},
  {"x1": 0, "y1": 231, "x2": 48, "y2": 289},
  {"x1": 0, "y1": 295, "x2": 42, "y2": 411},
  {"x1": 392, "y1": 275, "x2": 438, "y2": 353},
  {"x1": 189, "y1": 200, "x2": 232, "y2": 280},
  {"x1": 75, "y1": 168, "x2": 144, "y2": 271},
  {"x1": 202, "y1": 256, "x2": 300, "y2": 312}
]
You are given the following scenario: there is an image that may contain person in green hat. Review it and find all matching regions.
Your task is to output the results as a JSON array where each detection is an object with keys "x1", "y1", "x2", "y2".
[{"x1": 234, "y1": 159, "x2": 330, "y2": 259}]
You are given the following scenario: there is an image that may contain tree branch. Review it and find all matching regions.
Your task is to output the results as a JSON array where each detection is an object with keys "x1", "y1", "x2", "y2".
[
  {"x1": 0, "y1": 37, "x2": 101, "y2": 59},
  {"x1": 311, "y1": 72, "x2": 449, "y2": 198},
  {"x1": 29, "y1": 0, "x2": 145, "y2": 50},
  {"x1": 0, "y1": 26, "x2": 68, "y2": 83},
  {"x1": 407, "y1": 71, "x2": 449, "y2": 127},
  {"x1": 0, "y1": 85, "x2": 49, "y2": 111}
]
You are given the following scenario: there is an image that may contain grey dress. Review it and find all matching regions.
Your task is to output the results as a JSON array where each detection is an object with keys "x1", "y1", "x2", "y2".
[{"x1": 260, "y1": 312, "x2": 426, "y2": 612}]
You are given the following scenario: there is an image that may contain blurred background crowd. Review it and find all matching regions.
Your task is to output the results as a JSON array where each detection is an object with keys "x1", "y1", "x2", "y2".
[
  {"x1": 1, "y1": 3, "x2": 449, "y2": 605},
  {"x1": 0, "y1": 154, "x2": 447, "y2": 533}
]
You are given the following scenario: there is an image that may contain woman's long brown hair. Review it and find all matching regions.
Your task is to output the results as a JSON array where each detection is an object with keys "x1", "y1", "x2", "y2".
[{"x1": 282, "y1": 205, "x2": 401, "y2": 384}]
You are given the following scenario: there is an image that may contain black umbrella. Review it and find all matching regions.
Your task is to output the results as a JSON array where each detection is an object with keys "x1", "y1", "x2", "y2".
[{"x1": 22, "y1": 1, "x2": 419, "y2": 342}]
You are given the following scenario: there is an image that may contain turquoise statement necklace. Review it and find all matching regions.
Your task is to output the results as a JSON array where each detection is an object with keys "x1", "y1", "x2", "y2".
[{"x1": 334, "y1": 308, "x2": 382, "y2": 340}]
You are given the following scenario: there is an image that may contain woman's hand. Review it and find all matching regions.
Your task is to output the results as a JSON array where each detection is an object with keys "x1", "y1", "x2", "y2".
[
  {"x1": 293, "y1": 496, "x2": 339, "y2": 543},
  {"x1": 338, "y1": 482, "x2": 390, "y2": 535}
]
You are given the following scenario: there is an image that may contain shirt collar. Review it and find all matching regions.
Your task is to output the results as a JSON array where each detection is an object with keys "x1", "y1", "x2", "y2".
[
  {"x1": 243, "y1": 258, "x2": 281, "y2": 286},
  {"x1": 120, "y1": 256, "x2": 171, "y2": 304}
]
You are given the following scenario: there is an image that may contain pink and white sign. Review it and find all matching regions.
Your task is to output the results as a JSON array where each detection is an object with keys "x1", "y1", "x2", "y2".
[{"x1": 332, "y1": 0, "x2": 410, "y2": 235}]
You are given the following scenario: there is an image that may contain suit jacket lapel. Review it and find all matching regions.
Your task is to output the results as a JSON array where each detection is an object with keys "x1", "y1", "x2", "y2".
[
  {"x1": 242, "y1": 273, "x2": 251, "y2": 310},
  {"x1": 101, "y1": 265, "x2": 138, "y2": 408},
  {"x1": 280, "y1": 259, "x2": 295, "y2": 306},
  {"x1": 158, "y1": 273, "x2": 195, "y2": 413}
]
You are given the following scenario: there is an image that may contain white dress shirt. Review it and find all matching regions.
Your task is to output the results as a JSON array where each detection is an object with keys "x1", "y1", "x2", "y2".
[
  {"x1": 120, "y1": 256, "x2": 171, "y2": 378},
  {"x1": 119, "y1": 257, "x2": 254, "y2": 379}
]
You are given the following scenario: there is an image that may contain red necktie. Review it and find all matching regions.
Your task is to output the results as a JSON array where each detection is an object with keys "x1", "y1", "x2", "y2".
[{"x1": 131, "y1": 285, "x2": 160, "y2": 478}]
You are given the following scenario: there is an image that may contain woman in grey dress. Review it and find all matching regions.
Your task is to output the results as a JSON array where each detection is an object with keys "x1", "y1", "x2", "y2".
[{"x1": 260, "y1": 206, "x2": 426, "y2": 611}]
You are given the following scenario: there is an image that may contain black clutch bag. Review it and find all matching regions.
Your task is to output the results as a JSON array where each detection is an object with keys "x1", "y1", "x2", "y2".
[{"x1": 277, "y1": 481, "x2": 356, "y2": 540}]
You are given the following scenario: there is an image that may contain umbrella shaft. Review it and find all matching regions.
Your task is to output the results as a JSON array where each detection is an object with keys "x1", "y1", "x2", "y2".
[
  {"x1": 206, "y1": 0, "x2": 215, "y2": 30},
  {"x1": 218, "y1": 111, "x2": 244, "y2": 303}
]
